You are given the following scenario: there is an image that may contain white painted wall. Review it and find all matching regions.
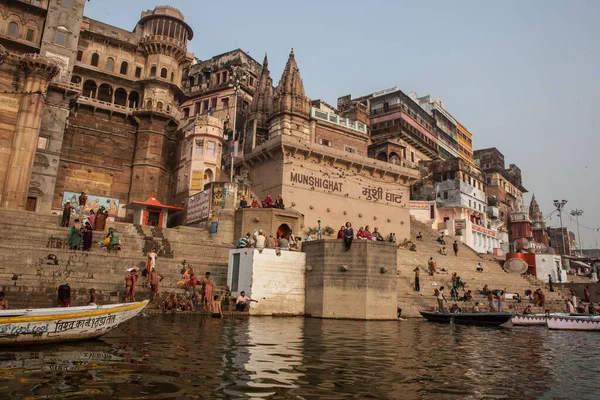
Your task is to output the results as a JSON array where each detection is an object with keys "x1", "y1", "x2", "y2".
[
  {"x1": 535, "y1": 254, "x2": 567, "y2": 283},
  {"x1": 228, "y1": 249, "x2": 306, "y2": 316}
]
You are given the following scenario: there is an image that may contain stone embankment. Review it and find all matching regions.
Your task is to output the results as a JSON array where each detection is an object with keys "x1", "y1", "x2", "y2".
[
  {"x1": 0, "y1": 209, "x2": 230, "y2": 309},
  {"x1": 396, "y1": 218, "x2": 568, "y2": 317}
]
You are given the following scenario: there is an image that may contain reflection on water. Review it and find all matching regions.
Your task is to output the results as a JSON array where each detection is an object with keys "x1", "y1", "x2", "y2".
[{"x1": 1, "y1": 316, "x2": 599, "y2": 399}]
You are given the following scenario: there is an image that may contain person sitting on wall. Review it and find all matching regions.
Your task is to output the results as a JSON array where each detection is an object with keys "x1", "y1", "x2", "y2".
[
  {"x1": 255, "y1": 230, "x2": 266, "y2": 252},
  {"x1": 262, "y1": 194, "x2": 274, "y2": 208},
  {"x1": 337, "y1": 226, "x2": 345, "y2": 239},
  {"x1": 356, "y1": 227, "x2": 365, "y2": 239},
  {"x1": 288, "y1": 231, "x2": 297, "y2": 249},
  {"x1": 239, "y1": 196, "x2": 249, "y2": 209},
  {"x1": 237, "y1": 233, "x2": 250, "y2": 248},
  {"x1": 235, "y1": 291, "x2": 258, "y2": 311},
  {"x1": 277, "y1": 235, "x2": 290, "y2": 251},
  {"x1": 389, "y1": 233, "x2": 396, "y2": 244},
  {"x1": 251, "y1": 197, "x2": 260, "y2": 208},
  {"x1": 265, "y1": 234, "x2": 275, "y2": 249},
  {"x1": 416, "y1": 231, "x2": 423, "y2": 241},
  {"x1": 274, "y1": 194, "x2": 285, "y2": 210},
  {"x1": 372, "y1": 227, "x2": 384, "y2": 241},
  {"x1": 363, "y1": 226, "x2": 373, "y2": 241}
]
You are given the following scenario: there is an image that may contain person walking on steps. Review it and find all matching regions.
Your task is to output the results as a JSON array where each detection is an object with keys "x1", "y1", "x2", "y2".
[{"x1": 453, "y1": 241, "x2": 459, "y2": 257}]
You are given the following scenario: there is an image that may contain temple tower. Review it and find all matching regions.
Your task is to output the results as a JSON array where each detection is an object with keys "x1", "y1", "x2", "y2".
[
  {"x1": 530, "y1": 194, "x2": 549, "y2": 246},
  {"x1": 244, "y1": 53, "x2": 273, "y2": 154},
  {"x1": 268, "y1": 49, "x2": 310, "y2": 143},
  {"x1": 130, "y1": 6, "x2": 194, "y2": 203}
]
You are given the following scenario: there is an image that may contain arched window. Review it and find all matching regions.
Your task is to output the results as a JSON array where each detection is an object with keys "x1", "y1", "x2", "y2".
[
  {"x1": 7, "y1": 22, "x2": 18, "y2": 37},
  {"x1": 204, "y1": 169, "x2": 214, "y2": 183},
  {"x1": 128, "y1": 91, "x2": 140, "y2": 108},
  {"x1": 146, "y1": 100, "x2": 153, "y2": 108},
  {"x1": 114, "y1": 88, "x2": 127, "y2": 106},
  {"x1": 156, "y1": 101, "x2": 164, "y2": 110},
  {"x1": 91, "y1": 53, "x2": 99, "y2": 67},
  {"x1": 119, "y1": 61, "x2": 128, "y2": 75},
  {"x1": 150, "y1": 66, "x2": 156, "y2": 77},
  {"x1": 376, "y1": 152, "x2": 388, "y2": 162},
  {"x1": 389, "y1": 153, "x2": 401, "y2": 165},
  {"x1": 82, "y1": 80, "x2": 97, "y2": 98},
  {"x1": 106, "y1": 57, "x2": 114, "y2": 71},
  {"x1": 97, "y1": 83, "x2": 113, "y2": 102},
  {"x1": 70, "y1": 75, "x2": 82, "y2": 84},
  {"x1": 160, "y1": 68, "x2": 168, "y2": 78}
]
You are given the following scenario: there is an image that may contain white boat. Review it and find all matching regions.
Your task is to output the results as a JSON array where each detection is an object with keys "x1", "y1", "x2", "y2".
[
  {"x1": 511, "y1": 313, "x2": 570, "y2": 326},
  {"x1": 0, "y1": 300, "x2": 148, "y2": 345},
  {"x1": 546, "y1": 314, "x2": 600, "y2": 331}
]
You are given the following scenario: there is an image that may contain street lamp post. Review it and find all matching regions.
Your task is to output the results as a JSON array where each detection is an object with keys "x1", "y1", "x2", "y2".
[
  {"x1": 570, "y1": 209, "x2": 584, "y2": 255},
  {"x1": 229, "y1": 71, "x2": 246, "y2": 183},
  {"x1": 553, "y1": 200, "x2": 568, "y2": 256}
]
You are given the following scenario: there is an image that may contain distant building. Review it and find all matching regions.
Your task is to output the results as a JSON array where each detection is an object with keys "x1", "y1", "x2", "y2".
[
  {"x1": 548, "y1": 227, "x2": 576, "y2": 256},
  {"x1": 529, "y1": 195, "x2": 549, "y2": 247},
  {"x1": 474, "y1": 148, "x2": 527, "y2": 241}
]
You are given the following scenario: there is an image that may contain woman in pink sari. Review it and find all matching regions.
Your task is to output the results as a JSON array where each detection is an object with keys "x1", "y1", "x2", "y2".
[
  {"x1": 87, "y1": 210, "x2": 95, "y2": 229},
  {"x1": 200, "y1": 272, "x2": 213, "y2": 311}
]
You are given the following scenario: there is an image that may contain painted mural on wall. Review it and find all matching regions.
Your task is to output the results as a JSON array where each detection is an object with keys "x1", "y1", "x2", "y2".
[{"x1": 61, "y1": 192, "x2": 119, "y2": 216}]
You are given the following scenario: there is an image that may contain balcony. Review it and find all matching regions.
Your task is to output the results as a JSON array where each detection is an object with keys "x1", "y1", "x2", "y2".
[
  {"x1": 78, "y1": 95, "x2": 133, "y2": 115},
  {"x1": 49, "y1": 74, "x2": 82, "y2": 93},
  {"x1": 310, "y1": 107, "x2": 367, "y2": 134}
]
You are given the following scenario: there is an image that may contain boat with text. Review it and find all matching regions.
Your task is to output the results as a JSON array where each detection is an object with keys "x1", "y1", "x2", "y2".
[
  {"x1": 511, "y1": 313, "x2": 570, "y2": 326},
  {"x1": 546, "y1": 314, "x2": 600, "y2": 331},
  {"x1": 0, "y1": 301, "x2": 148, "y2": 345},
  {"x1": 419, "y1": 311, "x2": 514, "y2": 326}
]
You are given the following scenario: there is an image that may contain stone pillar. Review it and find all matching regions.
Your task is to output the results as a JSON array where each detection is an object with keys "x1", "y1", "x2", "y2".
[
  {"x1": 304, "y1": 239, "x2": 398, "y2": 320},
  {"x1": 1, "y1": 54, "x2": 58, "y2": 209}
]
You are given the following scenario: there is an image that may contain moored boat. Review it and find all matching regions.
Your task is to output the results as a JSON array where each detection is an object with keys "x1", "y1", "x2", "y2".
[
  {"x1": 419, "y1": 311, "x2": 513, "y2": 326},
  {"x1": 511, "y1": 313, "x2": 570, "y2": 326},
  {"x1": 546, "y1": 314, "x2": 600, "y2": 331},
  {"x1": 0, "y1": 300, "x2": 148, "y2": 345}
]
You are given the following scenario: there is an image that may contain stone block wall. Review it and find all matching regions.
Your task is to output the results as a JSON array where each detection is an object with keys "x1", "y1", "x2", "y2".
[
  {"x1": 227, "y1": 248, "x2": 306, "y2": 316},
  {"x1": 304, "y1": 239, "x2": 397, "y2": 320}
]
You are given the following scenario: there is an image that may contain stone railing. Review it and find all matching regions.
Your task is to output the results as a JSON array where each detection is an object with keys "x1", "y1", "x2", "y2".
[{"x1": 78, "y1": 95, "x2": 133, "y2": 114}]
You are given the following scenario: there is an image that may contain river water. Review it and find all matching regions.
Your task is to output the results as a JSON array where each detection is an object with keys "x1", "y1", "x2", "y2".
[{"x1": 0, "y1": 315, "x2": 597, "y2": 399}]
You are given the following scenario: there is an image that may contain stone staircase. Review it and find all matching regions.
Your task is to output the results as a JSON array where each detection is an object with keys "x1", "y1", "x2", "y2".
[
  {"x1": 0, "y1": 208, "x2": 231, "y2": 309},
  {"x1": 396, "y1": 217, "x2": 568, "y2": 317}
]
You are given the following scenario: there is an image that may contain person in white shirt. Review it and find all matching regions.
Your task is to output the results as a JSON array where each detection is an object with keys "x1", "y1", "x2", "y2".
[
  {"x1": 255, "y1": 230, "x2": 266, "y2": 251},
  {"x1": 235, "y1": 291, "x2": 258, "y2": 311}
]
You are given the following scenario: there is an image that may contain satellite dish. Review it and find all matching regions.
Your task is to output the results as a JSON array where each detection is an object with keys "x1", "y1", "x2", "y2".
[{"x1": 503, "y1": 258, "x2": 528, "y2": 274}]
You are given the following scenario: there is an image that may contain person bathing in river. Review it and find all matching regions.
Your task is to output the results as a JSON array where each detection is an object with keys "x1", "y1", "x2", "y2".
[
  {"x1": 0, "y1": 292, "x2": 8, "y2": 310},
  {"x1": 212, "y1": 295, "x2": 223, "y2": 318},
  {"x1": 200, "y1": 272, "x2": 214, "y2": 311},
  {"x1": 150, "y1": 268, "x2": 164, "y2": 302}
]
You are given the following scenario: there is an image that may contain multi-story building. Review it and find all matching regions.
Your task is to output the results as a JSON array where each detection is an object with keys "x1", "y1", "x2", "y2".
[
  {"x1": 474, "y1": 147, "x2": 527, "y2": 240},
  {"x1": 548, "y1": 227, "x2": 576, "y2": 256},
  {"x1": 339, "y1": 87, "x2": 440, "y2": 168},
  {"x1": 456, "y1": 122, "x2": 475, "y2": 166},
  {"x1": 0, "y1": 1, "x2": 196, "y2": 221},
  {"x1": 410, "y1": 93, "x2": 460, "y2": 160}
]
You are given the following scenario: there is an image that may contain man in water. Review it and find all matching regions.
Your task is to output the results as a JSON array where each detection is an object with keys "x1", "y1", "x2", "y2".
[
  {"x1": 57, "y1": 284, "x2": 71, "y2": 307},
  {"x1": 235, "y1": 291, "x2": 258, "y2": 311},
  {"x1": 150, "y1": 268, "x2": 164, "y2": 302},
  {"x1": 0, "y1": 292, "x2": 7, "y2": 310}
]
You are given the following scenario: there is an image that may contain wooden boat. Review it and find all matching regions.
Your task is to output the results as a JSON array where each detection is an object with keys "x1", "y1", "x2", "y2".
[
  {"x1": 546, "y1": 314, "x2": 600, "y2": 331},
  {"x1": 419, "y1": 311, "x2": 513, "y2": 326},
  {"x1": 0, "y1": 300, "x2": 148, "y2": 345},
  {"x1": 511, "y1": 313, "x2": 570, "y2": 326}
]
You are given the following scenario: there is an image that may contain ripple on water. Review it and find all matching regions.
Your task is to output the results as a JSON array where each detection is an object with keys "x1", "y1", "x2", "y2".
[{"x1": 1, "y1": 317, "x2": 600, "y2": 399}]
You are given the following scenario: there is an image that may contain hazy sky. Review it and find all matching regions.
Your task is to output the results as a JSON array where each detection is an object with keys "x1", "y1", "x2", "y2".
[{"x1": 85, "y1": 0, "x2": 600, "y2": 248}]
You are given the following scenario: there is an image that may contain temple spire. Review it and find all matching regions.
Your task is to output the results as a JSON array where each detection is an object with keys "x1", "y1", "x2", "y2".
[{"x1": 272, "y1": 49, "x2": 309, "y2": 116}]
